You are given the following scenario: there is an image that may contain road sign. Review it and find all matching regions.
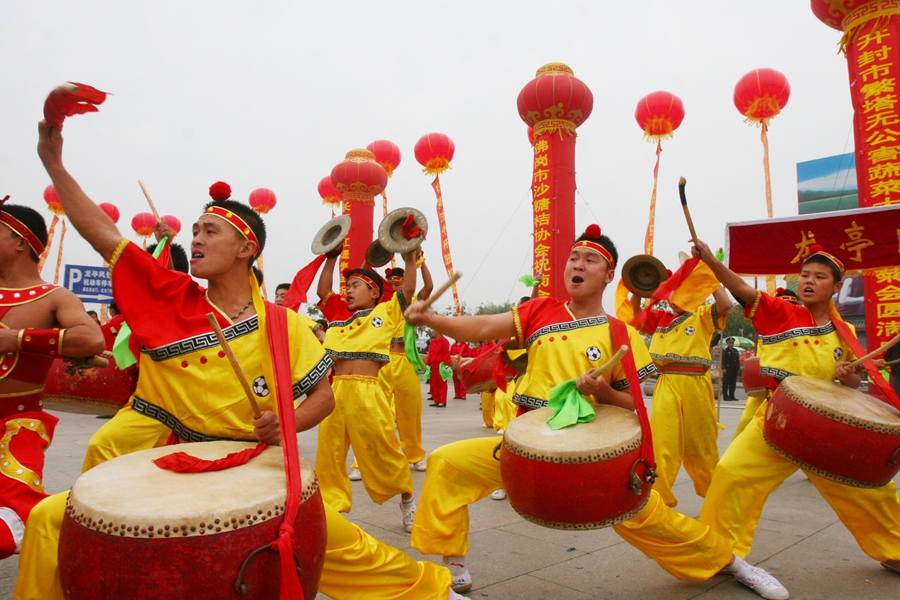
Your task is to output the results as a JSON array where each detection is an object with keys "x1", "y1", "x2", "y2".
[{"x1": 65, "y1": 264, "x2": 113, "y2": 304}]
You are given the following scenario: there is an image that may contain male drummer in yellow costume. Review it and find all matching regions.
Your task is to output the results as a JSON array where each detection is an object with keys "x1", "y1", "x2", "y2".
[
  {"x1": 693, "y1": 238, "x2": 900, "y2": 580},
  {"x1": 0, "y1": 199, "x2": 104, "y2": 559},
  {"x1": 14, "y1": 119, "x2": 460, "y2": 600},
  {"x1": 315, "y1": 250, "x2": 419, "y2": 531},
  {"x1": 628, "y1": 264, "x2": 731, "y2": 508},
  {"x1": 406, "y1": 224, "x2": 789, "y2": 599}
]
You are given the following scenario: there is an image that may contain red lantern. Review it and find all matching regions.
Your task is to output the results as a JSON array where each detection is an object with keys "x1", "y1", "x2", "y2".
[
  {"x1": 517, "y1": 63, "x2": 593, "y2": 137},
  {"x1": 162, "y1": 215, "x2": 181, "y2": 235},
  {"x1": 43, "y1": 185, "x2": 64, "y2": 216},
  {"x1": 248, "y1": 188, "x2": 277, "y2": 214},
  {"x1": 131, "y1": 212, "x2": 156, "y2": 238},
  {"x1": 317, "y1": 176, "x2": 343, "y2": 206},
  {"x1": 330, "y1": 149, "x2": 388, "y2": 203},
  {"x1": 635, "y1": 91, "x2": 685, "y2": 141},
  {"x1": 733, "y1": 68, "x2": 790, "y2": 125},
  {"x1": 527, "y1": 126, "x2": 535, "y2": 147},
  {"x1": 366, "y1": 140, "x2": 402, "y2": 178},
  {"x1": 98, "y1": 203, "x2": 119, "y2": 224},
  {"x1": 414, "y1": 133, "x2": 455, "y2": 175}
]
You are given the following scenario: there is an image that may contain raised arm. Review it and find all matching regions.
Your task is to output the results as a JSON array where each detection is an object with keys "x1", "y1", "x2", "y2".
[
  {"x1": 418, "y1": 255, "x2": 434, "y2": 301},
  {"x1": 316, "y1": 255, "x2": 338, "y2": 303},
  {"x1": 401, "y1": 250, "x2": 417, "y2": 302},
  {"x1": 712, "y1": 286, "x2": 733, "y2": 326},
  {"x1": 691, "y1": 238, "x2": 757, "y2": 306},
  {"x1": 405, "y1": 304, "x2": 516, "y2": 343},
  {"x1": 36, "y1": 121, "x2": 123, "y2": 262}
]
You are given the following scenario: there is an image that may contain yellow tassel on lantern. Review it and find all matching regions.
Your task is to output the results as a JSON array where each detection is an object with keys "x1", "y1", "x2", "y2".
[{"x1": 420, "y1": 159, "x2": 453, "y2": 175}]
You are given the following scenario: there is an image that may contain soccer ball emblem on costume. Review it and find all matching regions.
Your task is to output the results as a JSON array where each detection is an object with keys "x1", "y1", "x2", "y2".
[
  {"x1": 833, "y1": 348, "x2": 843, "y2": 360},
  {"x1": 685, "y1": 326, "x2": 695, "y2": 336},
  {"x1": 252, "y1": 376, "x2": 270, "y2": 397},
  {"x1": 372, "y1": 317, "x2": 383, "y2": 328},
  {"x1": 585, "y1": 346, "x2": 602, "y2": 361}
]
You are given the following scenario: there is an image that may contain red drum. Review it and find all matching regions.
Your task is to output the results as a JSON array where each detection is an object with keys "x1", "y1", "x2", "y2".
[
  {"x1": 59, "y1": 442, "x2": 327, "y2": 599},
  {"x1": 500, "y1": 404, "x2": 652, "y2": 529},
  {"x1": 459, "y1": 345, "x2": 505, "y2": 394},
  {"x1": 741, "y1": 357, "x2": 775, "y2": 398},
  {"x1": 43, "y1": 351, "x2": 137, "y2": 415},
  {"x1": 449, "y1": 354, "x2": 461, "y2": 373},
  {"x1": 764, "y1": 376, "x2": 900, "y2": 488}
]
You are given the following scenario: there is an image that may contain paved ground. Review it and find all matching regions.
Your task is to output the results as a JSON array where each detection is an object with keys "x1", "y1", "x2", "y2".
[{"x1": 1, "y1": 383, "x2": 898, "y2": 599}]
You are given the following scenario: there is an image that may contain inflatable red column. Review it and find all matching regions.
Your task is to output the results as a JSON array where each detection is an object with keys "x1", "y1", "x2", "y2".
[
  {"x1": 517, "y1": 63, "x2": 593, "y2": 300},
  {"x1": 331, "y1": 149, "x2": 388, "y2": 292},
  {"x1": 813, "y1": 1, "x2": 900, "y2": 357}
]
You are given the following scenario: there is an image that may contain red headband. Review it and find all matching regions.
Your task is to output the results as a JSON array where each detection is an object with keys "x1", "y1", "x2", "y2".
[
  {"x1": 571, "y1": 240, "x2": 615, "y2": 269},
  {"x1": 0, "y1": 201, "x2": 45, "y2": 257},
  {"x1": 347, "y1": 273, "x2": 379, "y2": 291},
  {"x1": 204, "y1": 206, "x2": 259, "y2": 249},
  {"x1": 804, "y1": 244, "x2": 845, "y2": 277}
]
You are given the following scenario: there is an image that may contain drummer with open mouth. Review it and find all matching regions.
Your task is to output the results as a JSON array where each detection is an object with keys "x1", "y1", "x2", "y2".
[
  {"x1": 692, "y1": 238, "x2": 900, "y2": 582},
  {"x1": 405, "y1": 224, "x2": 790, "y2": 600}
]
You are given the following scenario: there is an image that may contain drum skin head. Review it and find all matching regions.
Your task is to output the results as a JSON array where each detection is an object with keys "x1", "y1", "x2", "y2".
[{"x1": 781, "y1": 376, "x2": 900, "y2": 431}]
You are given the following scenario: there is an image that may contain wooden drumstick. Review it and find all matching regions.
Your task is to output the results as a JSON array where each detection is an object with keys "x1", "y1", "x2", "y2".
[
  {"x1": 90, "y1": 355, "x2": 109, "y2": 369},
  {"x1": 848, "y1": 331, "x2": 900, "y2": 369},
  {"x1": 137, "y1": 180, "x2": 161, "y2": 222},
  {"x1": 884, "y1": 357, "x2": 900, "y2": 367},
  {"x1": 679, "y1": 177, "x2": 699, "y2": 247},
  {"x1": 590, "y1": 345, "x2": 629, "y2": 379},
  {"x1": 419, "y1": 272, "x2": 462, "y2": 311},
  {"x1": 205, "y1": 313, "x2": 262, "y2": 419}
]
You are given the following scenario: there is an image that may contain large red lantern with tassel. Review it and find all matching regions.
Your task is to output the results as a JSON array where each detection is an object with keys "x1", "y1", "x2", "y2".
[
  {"x1": 733, "y1": 69, "x2": 790, "y2": 124},
  {"x1": 43, "y1": 185, "x2": 64, "y2": 216},
  {"x1": 366, "y1": 140, "x2": 402, "y2": 177},
  {"x1": 98, "y1": 203, "x2": 119, "y2": 224},
  {"x1": 331, "y1": 149, "x2": 388, "y2": 289},
  {"x1": 517, "y1": 63, "x2": 593, "y2": 300},
  {"x1": 317, "y1": 177, "x2": 342, "y2": 207},
  {"x1": 634, "y1": 91, "x2": 685, "y2": 256},
  {"x1": 415, "y1": 134, "x2": 455, "y2": 175},
  {"x1": 248, "y1": 188, "x2": 277, "y2": 215},
  {"x1": 131, "y1": 212, "x2": 156, "y2": 239},
  {"x1": 162, "y1": 215, "x2": 181, "y2": 236}
]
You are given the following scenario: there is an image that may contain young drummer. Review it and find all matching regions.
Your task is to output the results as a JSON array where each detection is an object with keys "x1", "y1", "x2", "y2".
[
  {"x1": 692, "y1": 238, "x2": 900, "y2": 579},
  {"x1": 15, "y1": 120, "x2": 460, "y2": 600},
  {"x1": 405, "y1": 225, "x2": 789, "y2": 600},
  {"x1": 315, "y1": 251, "x2": 419, "y2": 531}
]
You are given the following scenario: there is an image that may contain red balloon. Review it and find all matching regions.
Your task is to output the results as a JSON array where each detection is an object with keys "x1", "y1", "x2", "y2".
[
  {"x1": 131, "y1": 212, "x2": 156, "y2": 238},
  {"x1": 414, "y1": 133, "x2": 455, "y2": 175},
  {"x1": 331, "y1": 149, "x2": 388, "y2": 203},
  {"x1": 517, "y1": 63, "x2": 593, "y2": 133},
  {"x1": 98, "y1": 203, "x2": 120, "y2": 224},
  {"x1": 317, "y1": 176, "x2": 343, "y2": 206},
  {"x1": 162, "y1": 215, "x2": 181, "y2": 235},
  {"x1": 43, "y1": 185, "x2": 64, "y2": 216},
  {"x1": 366, "y1": 140, "x2": 402, "y2": 177},
  {"x1": 634, "y1": 91, "x2": 685, "y2": 141},
  {"x1": 734, "y1": 68, "x2": 790, "y2": 124},
  {"x1": 248, "y1": 188, "x2": 277, "y2": 214}
]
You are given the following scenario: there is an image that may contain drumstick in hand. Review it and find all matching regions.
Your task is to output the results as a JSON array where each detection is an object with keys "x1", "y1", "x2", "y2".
[
  {"x1": 205, "y1": 313, "x2": 262, "y2": 419},
  {"x1": 848, "y1": 331, "x2": 900, "y2": 369},
  {"x1": 590, "y1": 345, "x2": 629, "y2": 379},
  {"x1": 419, "y1": 272, "x2": 462, "y2": 311},
  {"x1": 679, "y1": 177, "x2": 699, "y2": 247},
  {"x1": 138, "y1": 180, "x2": 161, "y2": 222}
]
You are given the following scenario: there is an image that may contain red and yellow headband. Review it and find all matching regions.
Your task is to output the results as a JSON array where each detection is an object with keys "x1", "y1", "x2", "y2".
[
  {"x1": 0, "y1": 198, "x2": 46, "y2": 257},
  {"x1": 347, "y1": 272, "x2": 379, "y2": 291},
  {"x1": 804, "y1": 244, "x2": 845, "y2": 277},
  {"x1": 572, "y1": 224, "x2": 614, "y2": 269},
  {"x1": 204, "y1": 206, "x2": 259, "y2": 249}
]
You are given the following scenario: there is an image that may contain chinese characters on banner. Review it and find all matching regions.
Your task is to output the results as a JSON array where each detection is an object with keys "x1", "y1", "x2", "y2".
[
  {"x1": 339, "y1": 201, "x2": 352, "y2": 296},
  {"x1": 845, "y1": 4, "x2": 900, "y2": 351},
  {"x1": 430, "y1": 177, "x2": 461, "y2": 315}
]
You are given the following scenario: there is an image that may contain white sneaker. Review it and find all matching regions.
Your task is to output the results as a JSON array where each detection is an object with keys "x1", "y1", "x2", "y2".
[
  {"x1": 728, "y1": 557, "x2": 789, "y2": 600},
  {"x1": 400, "y1": 498, "x2": 416, "y2": 533},
  {"x1": 348, "y1": 468, "x2": 361, "y2": 481},
  {"x1": 496, "y1": 428, "x2": 504, "y2": 435},
  {"x1": 491, "y1": 489, "x2": 507, "y2": 501},
  {"x1": 447, "y1": 564, "x2": 471, "y2": 593},
  {"x1": 413, "y1": 459, "x2": 427, "y2": 471},
  {"x1": 447, "y1": 588, "x2": 466, "y2": 600}
]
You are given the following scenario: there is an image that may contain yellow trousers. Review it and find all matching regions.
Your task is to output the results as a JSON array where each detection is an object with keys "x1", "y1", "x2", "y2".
[
  {"x1": 732, "y1": 395, "x2": 765, "y2": 441},
  {"x1": 491, "y1": 384, "x2": 518, "y2": 433},
  {"x1": 317, "y1": 375, "x2": 413, "y2": 512},
  {"x1": 81, "y1": 403, "x2": 170, "y2": 473},
  {"x1": 480, "y1": 391, "x2": 494, "y2": 428},
  {"x1": 380, "y1": 352, "x2": 426, "y2": 464},
  {"x1": 700, "y1": 408, "x2": 900, "y2": 560},
  {"x1": 411, "y1": 436, "x2": 733, "y2": 581},
  {"x1": 13, "y1": 492, "x2": 451, "y2": 600},
  {"x1": 649, "y1": 373, "x2": 720, "y2": 507}
]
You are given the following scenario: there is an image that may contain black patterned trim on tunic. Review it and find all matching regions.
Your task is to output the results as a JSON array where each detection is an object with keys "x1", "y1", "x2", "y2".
[
  {"x1": 611, "y1": 363, "x2": 657, "y2": 390},
  {"x1": 651, "y1": 353, "x2": 712, "y2": 367},
  {"x1": 329, "y1": 309, "x2": 374, "y2": 328},
  {"x1": 396, "y1": 291, "x2": 409, "y2": 313},
  {"x1": 512, "y1": 393, "x2": 548, "y2": 409},
  {"x1": 142, "y1": 316, "x2": 259, "y2": 362},
  {"x1": 654, "y1": 312, "x2": 692, "y2": 334},
  {"x1": 324, "y1": 349, "x2": 390, "y2": 363},
  {"x1": 131, "y1": 396, "x2": 250, "y2": 443},
  {"x1": 391, "y1": 337, "x2": 405, "y2": 345},
  {"x1": 760, "y1": 366, "x2": 796, "y2": 381},
  {"x1": 760, "y1": 322, "x2": 836, "y2": 345},
  {"x1": 525, "y1": 316, "x2": 609, "y2": 349},
  {"x1": 293, "y1": 355, "x2": 334, "y2": 397}
]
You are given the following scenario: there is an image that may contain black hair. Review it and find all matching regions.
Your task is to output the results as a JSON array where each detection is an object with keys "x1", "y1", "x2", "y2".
[
  {"x1": 86, "y1": 310, "x2": 98, "y2": 317},
  {"x1": 777, "y1": 288, "x2": 799, "y2": 300},
  {"x1": 109, "y1": 302, "x2": 119, "y2": 316},
  {"x1": 518, "y1": 296, "x2": 531, "y2": 305},
  {"x1": 386, "y1": 267, "x2": 404, "y2": 278},
  {"x1": 346, "y1": 268, "x2": 384, "y2": 298},
  {"x1": 572, "y1": 230, "x2": 619, "y2": 269},
  {"x1": 276, "y1": 283, "x2": 290, "y2": 292},
  {"x1": 2, "y1": 204, "x2": 48, "y2": 262},
  {"x1": 802, "y1": 254, "x2": 842, "y2": 283},
  {"x1": 316, "y1": 318, "x2": 328, "y2": 331},
  {"x1": 146, "y1": 241, "x2": 189, "y2": 274},
  {"x1": 252, "y1": 265, "x2": 264, "y2": 286},
  {"x1": 202, "y1": 199, "x2": 267, "y2": 257}
]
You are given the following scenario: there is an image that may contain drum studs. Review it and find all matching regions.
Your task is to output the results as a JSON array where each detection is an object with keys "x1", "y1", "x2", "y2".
[{"x1": 214, "y1": 518, "x2": 220, "y2": 524}]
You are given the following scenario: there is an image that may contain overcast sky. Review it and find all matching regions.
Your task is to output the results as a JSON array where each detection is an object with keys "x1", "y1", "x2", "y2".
[{"x1": 2, "y1": 2, "x2": 854, "y2": 314}]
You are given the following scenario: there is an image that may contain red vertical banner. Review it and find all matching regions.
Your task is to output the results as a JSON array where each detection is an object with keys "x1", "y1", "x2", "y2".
[
  {"x1": 339, "y1": 201, "x2": 352, "y2": 296},
  {"x1": 431, "y1": 176, "x2": 461, "y2": 314},
  {"x1": 843, "y1": 4, "x2": 900, "y2": 354}
]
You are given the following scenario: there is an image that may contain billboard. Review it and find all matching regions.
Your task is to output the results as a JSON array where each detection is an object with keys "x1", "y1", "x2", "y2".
[{"x1": 797, "y1": 153, "x2": 858, "y2": 215}]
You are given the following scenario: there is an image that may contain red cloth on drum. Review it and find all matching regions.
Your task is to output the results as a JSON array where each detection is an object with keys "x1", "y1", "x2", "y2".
[{"x1": 100, "y1": 314, "x2": 125, "y2": 352}]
